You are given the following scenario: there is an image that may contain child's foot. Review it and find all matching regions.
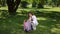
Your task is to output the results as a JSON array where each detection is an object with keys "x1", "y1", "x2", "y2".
[{"x1": 28, "y1": 30, "x2": 31, "y2": 32}]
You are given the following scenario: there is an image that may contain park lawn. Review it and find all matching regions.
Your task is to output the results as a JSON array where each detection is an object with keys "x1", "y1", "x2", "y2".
[
  {"x1": 0, "y1": 6, "x2": 60, "y2": 12},
  {"x1": 0, "y1": 7, "x2": 60, "y2": 34}
]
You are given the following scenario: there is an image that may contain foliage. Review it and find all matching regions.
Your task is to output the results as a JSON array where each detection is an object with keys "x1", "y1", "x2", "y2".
[{"x1": 21, "y1": 1, "x2": 29, "y2": 8}]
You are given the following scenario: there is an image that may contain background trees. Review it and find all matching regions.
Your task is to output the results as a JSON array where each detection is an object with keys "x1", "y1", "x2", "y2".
[
  {"x1": 0, "y1": 0, "x2": 60, "y2": 15},
  {"x1": 21, "y1": 1, "x2": 28, "y2": 8},
  {"x1": 7, "y1": 0, "x2": 21, "y2": 15},
  {"x1": 0, "y1": 0, "x2": 6, "y2": 6}
]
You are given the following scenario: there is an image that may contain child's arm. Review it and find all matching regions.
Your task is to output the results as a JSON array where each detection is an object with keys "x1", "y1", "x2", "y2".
[
  {"x1": 31, "y1": 15, "x2": 37, "y2": 23},
  {"x1": 24, "y1": 19, "x2": 27, "y2": 23},
  {"x1": 24, "y1": 20, "x2": 26, "y2": 30},
  {"x1": 23, "y1": 19, "x2": 27, "y2": 30}
]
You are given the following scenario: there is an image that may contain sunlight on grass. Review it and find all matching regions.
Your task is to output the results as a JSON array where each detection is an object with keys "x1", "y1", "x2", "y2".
[
  {"x1": 39, "y1": 25, "x2": 48, "y2": 29},
  {"x1": 44, "y1": 5, "x2": 52, "y2": 8},
  {"x1": 0, "y1": 6, "x2": 8, "y2": 10},
  {"x1": 0, "y1": 6, "x2": 60, "y2": 34},
  {"x1": 37, "y1": 17, "x2": 47, "y2": 20},
  {"x1": 51, "y1": 27, "x2": 60, "y2": 34},
  {"x1": 17, "y1": 14, "x2": 23, "y2": 16},
  {"x1": 55, "y1": 24, "x2": 60, "y2": 28},
  {"x1": 39, "y1": 7, "x2": 60, "y2": 12},
  {"x1": 0, "y1": 6, "x2": 60, "y2": 12},
  {"x1": 52, "y1": 19, "x2": 56, "y2": 21}
]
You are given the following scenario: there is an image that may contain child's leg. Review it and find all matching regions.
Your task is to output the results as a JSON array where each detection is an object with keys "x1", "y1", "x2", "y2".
[
  {"x1": 25, "y1": 28, "x2": 31, "y2": 32},
  {"x1": 33, "y1": 25, "x2": 36, "y2": 30},
  {"x1": 31, "y1": 23, "x2": 37, "y2": 30},
  {"x1": 31, "y1": 24, "x2": 33, "y2": 30},
  {"x1": 24, "y1": 22, "x2": 31, "y2": 32},
  {"x1": 25, "y1": 29, "x2": 28, "y2": 32}
]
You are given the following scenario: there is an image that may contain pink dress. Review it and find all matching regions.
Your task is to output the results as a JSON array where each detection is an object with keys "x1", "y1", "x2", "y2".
[{"x1": 24, "y1": 21, "x2": 31, "y2": 31}]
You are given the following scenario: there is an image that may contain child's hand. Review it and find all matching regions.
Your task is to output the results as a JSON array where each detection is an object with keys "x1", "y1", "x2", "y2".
[
  {"x1": 24, "y1": 19, "x2": 27, "y2": 22},
  {"x1": 24, "y1": 20, "x2": 25, "y2": 22}
]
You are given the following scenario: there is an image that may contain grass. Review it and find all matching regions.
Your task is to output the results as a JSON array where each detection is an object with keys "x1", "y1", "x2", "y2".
[{"x1": 0, "y1": 6, "x2": 60, "y2": 34}]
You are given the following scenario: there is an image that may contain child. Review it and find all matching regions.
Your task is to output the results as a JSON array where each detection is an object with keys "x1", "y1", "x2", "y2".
[
  {"x1": 28, "y1": 12, "x2": 39, "y2": 30},
  {"x1": 31, "y1": 15, "x2": 38, "y2": 30},
  {"x1": 24, "y1": 19, "x2": 31, "y2": 32}
]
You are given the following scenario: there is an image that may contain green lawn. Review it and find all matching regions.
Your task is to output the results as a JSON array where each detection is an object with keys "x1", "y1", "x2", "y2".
[{"x1": 0, "y1": 7, "x2": 60, "y2": 34}]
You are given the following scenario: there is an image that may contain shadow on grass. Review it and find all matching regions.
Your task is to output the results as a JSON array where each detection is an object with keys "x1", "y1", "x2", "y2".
[
  {"x1": 0, "y1": 29, "x2": 11, "y2": 34},
  {"x1": 0, "y1": 10, "x2": 60, "y2": 34},
  {"x1": 35, "y1": 10, "x2": 60, "y2": 20}
]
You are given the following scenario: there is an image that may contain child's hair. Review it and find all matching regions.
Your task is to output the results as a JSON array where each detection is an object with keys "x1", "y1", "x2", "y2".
[
  {"x1": 28, "y1": 12, "x2": 33, "y2": 15},
  {"x1": 28, "y1": 12, "x2": 33, "y2": 18}
]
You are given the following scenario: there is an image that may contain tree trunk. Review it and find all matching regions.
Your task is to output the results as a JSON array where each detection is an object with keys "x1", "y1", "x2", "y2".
[{"x1": 7, "y1": 0, "x2": 21, "y2": 15}]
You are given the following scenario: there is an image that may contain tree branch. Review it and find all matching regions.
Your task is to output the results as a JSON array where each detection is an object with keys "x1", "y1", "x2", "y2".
[{"x1": 14, "y1": 0, "x2": 21, "y2": 10}]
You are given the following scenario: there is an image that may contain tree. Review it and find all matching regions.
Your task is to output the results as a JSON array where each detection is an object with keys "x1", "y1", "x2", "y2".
[
  {"x1": 2, "y1": 0, "x2": 6, "y2": 6},
  {"x1": 37, "y1": 2, "x2": 44, "y2": 8},
  {"x1": 56, "y1": 0, "x2": 60, "y2": 7},
  {"x1": 7, "y1": 0, "x2": 21, "y2": 15},
  {"x1": 32, "y1": 0, "x2": 37, "y2": 8},
  {"x1": 37, "y1": 0, "x2": 45, "y2": 8},
  {"x1": 21, "y1": 1, "x2": 28, "y2": 8},
  {"x1": 0, "y1": 0, "x2": 2, "y2": 6},
  {"x1": 0, "y1": 0, "x2": 6, "y2": 6}
]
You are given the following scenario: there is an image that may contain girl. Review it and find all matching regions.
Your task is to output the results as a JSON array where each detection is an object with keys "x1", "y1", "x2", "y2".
[
  {"x1": 28, "y1": 12, "x2": 39, "y2": 30},
  {"x1": 24, "y1": 17, "x2": 32, "y2": 32}
]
